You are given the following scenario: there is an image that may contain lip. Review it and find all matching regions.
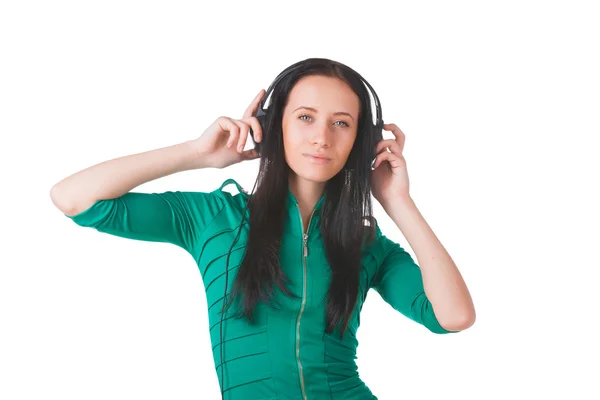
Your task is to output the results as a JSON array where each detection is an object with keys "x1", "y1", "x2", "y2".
[{"x1": 303, "y1": 153, "x2": 332, "y2": 163}]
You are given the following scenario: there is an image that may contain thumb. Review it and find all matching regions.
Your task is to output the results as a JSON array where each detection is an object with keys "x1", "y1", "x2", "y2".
[{"x1": 242, "y1": 148, "x2": 260, "y2": 160}]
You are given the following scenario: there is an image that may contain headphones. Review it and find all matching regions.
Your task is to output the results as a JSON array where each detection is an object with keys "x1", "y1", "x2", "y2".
[
  {"x1": 248, "y1": 60, "x2": 385, "y2": 156},
  {"x1": 218, "y1": 60, "x2": 384, "y2": 399}
]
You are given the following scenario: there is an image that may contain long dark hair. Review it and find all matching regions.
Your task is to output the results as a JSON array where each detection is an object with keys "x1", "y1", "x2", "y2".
[{"x1": 222, "y1": 58, "x2": 383, "y2": 339}]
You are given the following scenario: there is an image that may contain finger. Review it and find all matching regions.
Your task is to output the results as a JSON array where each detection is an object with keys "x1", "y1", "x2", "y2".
[
  {"x1": 232, "y1": 120, "x2": 250, "y2": 153},
  {"x1": 243, "y1": 89, "x2": 266, "y2": 119},
  {"x1": 241, "y1": 116, "x2": 262, "y2": 143},
  {"x1": 372, "y1": 150, "x2": 404, "y2": 169},
  {"x1": 383, "y1": 123, "x2": 406, "y2": 153},
  {"x1": 219, "y1": 117, "x2": 240, "y2": 149},
  {"x1": 217, "y1": 117, "x2": 238, "y2": 148},
  {"x1": 372, "y1": 151, "x2": 392, "y2": 169},
  {"x1": 375, "y1": 139, "x2": 402, "y2": 157}
]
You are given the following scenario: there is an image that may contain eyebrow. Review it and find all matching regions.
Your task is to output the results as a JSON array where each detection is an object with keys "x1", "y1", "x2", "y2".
[{"x1": 293, "y1": 106, "x2": 355, "y2": 121}]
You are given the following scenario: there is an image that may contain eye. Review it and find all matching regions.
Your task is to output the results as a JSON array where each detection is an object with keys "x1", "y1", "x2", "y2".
[{"x1": 299, "y1": 114, "x2": 350, "y2": 128}]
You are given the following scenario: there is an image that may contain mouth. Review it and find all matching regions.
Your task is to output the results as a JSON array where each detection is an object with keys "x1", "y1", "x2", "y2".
[{"x1": 303, "y1": 154, "x2": 332, "y2": 163}]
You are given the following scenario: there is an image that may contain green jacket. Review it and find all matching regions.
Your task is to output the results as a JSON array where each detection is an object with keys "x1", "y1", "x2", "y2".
[{"x1": 66, "y1": 178, "x2": 455, "y2": 399}]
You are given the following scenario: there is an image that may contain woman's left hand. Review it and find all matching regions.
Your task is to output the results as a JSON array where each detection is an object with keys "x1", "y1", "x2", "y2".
[{"x1": 371, "y1": 123, "x2": 411, "y2": 206}]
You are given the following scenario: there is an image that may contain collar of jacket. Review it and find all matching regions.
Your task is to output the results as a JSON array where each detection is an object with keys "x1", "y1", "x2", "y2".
[{"x1": 217, "y1": 178, "x2": 326, "y2": 238}]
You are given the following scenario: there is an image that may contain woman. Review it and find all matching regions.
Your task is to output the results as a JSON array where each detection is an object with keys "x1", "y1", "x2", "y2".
[{"x1": 50, "y1": 58, "x2": 475, "y2": 400}]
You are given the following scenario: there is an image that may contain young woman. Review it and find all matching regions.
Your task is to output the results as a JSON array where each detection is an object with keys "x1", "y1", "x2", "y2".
[{"x1": 51, "y1": 58, "x2": 475, "y2": 400}]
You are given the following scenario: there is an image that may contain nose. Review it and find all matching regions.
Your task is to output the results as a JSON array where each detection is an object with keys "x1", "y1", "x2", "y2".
[{"x1": 311, "y1": 122, "x2": 332, "y2": 148}]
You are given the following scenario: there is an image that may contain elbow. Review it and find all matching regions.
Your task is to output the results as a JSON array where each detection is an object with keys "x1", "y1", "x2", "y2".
[
  {"x1": 50, "y1": 184, "x2": 68, "y2": 212},
  {"x1": 440, "y1": 310, "x2": 476, "y2": 332},
  {"x1": 50, "y1": 184, "x2": 76, "y2": 215}
]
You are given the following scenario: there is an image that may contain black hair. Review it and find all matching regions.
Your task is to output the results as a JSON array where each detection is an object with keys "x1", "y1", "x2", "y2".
[{"x1": 222, "y1": 57, "x2": 383, "y2": 339}]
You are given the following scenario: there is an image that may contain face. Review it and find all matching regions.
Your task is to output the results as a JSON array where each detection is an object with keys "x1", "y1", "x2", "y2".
[{"x1": 282, "y1": 75, "x2": 359, "y2": 184}]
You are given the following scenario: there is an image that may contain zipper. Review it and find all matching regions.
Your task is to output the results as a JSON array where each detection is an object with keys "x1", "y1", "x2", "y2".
[{"x1": 295, "y1": 203, "x2": 316, "y2": 400}]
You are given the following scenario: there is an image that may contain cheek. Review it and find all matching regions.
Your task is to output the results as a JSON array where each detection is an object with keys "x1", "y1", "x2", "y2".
[
  {"x1": 282, "y1": 130, "x2": 303, "y2": 162},
  {"x1": 340, "y1": 136, "x2": 357, "y2": 156},
  {"x1": 283, "y1": 128, "x2": 304, "y2": 151}
]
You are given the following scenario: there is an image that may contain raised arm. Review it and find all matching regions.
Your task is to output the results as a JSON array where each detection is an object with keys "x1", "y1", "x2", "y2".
[
  {"x1": 50, "y1": 140, "x2": 206, "y2": 217},
  {"x1": 50, "y1": 140, "x2": 224, "y2": 254},
  {"x1": 51, "y1": 90, "x2": 265, "y2": 215},
  {"x1": 370, "y1": 223, "x2": 459, "y2": 334},
  {"x1": 50, "y1": 91, "x2": 266, "y2": 254}
]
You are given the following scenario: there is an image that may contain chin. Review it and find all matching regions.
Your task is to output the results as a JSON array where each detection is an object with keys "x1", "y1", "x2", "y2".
[{"x1": 289, "y1": 165, "x2": 340, "y2": 183}]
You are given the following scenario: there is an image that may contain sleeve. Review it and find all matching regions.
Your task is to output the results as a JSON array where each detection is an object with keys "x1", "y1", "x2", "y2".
[
  {"x1": 64, "y1": 190, "x2": 224, "y2": 256},
  {"x1": 370, "y1": 222, "x2": 458, "y2": 334}
]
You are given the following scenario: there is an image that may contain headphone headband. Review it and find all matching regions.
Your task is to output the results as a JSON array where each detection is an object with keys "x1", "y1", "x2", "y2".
[{"x1": 257, "y1": 65, "x2": 383, "y2": 127}]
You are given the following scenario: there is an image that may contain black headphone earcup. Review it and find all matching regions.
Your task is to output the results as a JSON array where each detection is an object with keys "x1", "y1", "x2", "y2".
[
  {"x1": 250, "y1": 112, "x2": 266, "y2": 156},
  {"x1": 377, "y1": 120, "x2": 384, "y2": 141}
]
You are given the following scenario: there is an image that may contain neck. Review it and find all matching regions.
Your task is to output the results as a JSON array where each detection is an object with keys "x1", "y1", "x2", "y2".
[
  {"x1": 288, "y1": 174, "x2": 325, "y2": 211},
  {"x1": 288, "y1": 174, "x2": 326, "y2": 233}
]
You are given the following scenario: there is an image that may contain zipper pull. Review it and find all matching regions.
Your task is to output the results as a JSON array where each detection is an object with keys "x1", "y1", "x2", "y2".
[{"x1": 303, "y1": 233, "x2": 308, "y2": 257}]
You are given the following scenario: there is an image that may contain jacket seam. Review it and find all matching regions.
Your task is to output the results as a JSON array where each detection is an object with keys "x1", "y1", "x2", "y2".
[{"x1": 189, "y1": 194, "x2": 226, "y2": 258}]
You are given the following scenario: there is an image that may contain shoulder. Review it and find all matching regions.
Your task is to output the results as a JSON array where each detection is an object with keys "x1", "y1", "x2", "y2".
[
  {"x1": 157, "y1": 178, "x2": 248, "y2": 226},
  {"x1": 210, "y1": 178, "x2": 250, "y2": 210},
  {"x1": 188, "y1": 178, "x2": 251, "y2": 233}
]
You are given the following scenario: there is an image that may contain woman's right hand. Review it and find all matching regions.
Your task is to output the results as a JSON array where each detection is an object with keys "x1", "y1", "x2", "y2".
[{"x1": 191, "y1": 89, "x2": 266, "y2": 169}]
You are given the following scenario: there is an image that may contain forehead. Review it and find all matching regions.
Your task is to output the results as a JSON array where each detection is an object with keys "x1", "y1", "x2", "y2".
[{"x1": 285, "y1": 75, "x2": 359, "y2": 114}]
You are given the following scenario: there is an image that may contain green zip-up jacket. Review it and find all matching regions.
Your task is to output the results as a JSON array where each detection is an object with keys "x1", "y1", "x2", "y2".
[{"x1": 65, "y1": 178, "x2": 456, "y2": 399}]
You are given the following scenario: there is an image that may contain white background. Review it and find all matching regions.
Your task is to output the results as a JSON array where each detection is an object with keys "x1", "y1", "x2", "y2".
[{"x1": 2, "y1": 1, "x2": 599, "y2": 399}]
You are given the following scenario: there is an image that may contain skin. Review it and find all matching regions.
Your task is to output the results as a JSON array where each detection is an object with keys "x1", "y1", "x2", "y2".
[{"x1": 281, "y1": 75, "x2": 360, "y2": 230}]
